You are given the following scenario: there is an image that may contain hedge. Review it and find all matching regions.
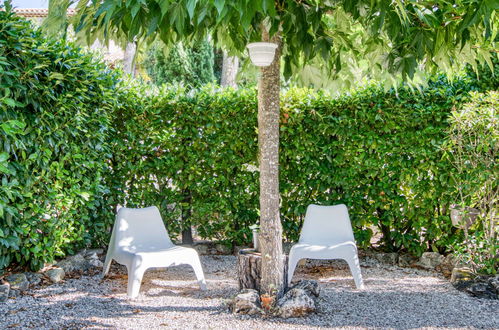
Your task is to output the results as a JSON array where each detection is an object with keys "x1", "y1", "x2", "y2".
[
  {"x1": 1, "y1": 8, "x2": 497, "y2": 271},
  {"x1": 0, "y1": 9, "x2": 118, "y2": 270},
  {"x1": 112, "y1": 65, "x2": 497, "y2": 256}
]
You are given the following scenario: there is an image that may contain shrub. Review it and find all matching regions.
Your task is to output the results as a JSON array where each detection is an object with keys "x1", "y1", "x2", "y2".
[
  {"x1": 143, "y1": 39, "x2": 216, "y2": 88},
  {"x1": 0, "y1": 8, "x2": 119, "y2": 270},
  {"x1": 446, "y1": 91, "x2": 498, "y2": 274}
]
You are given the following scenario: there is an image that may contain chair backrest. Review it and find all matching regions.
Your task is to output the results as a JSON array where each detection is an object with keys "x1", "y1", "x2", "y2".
[
  {"x1": 113, "y1": 206, "x2": 174, "y2": 251},
  {"x1": 298, "y1": 204, "x2": 355, "y2": 245}
]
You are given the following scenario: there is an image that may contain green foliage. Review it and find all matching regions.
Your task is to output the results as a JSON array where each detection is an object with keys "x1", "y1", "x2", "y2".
[
  {"x1": 108, "y1": 84, "x2": 259, "y2": 245},
  {"x1": 143, "y1": 39, "x2": 216, "y2": 88},
  {"x1": 108, "y1": 64, "x2": 497, "y2": 254},
  {"x1": 446, "y1": 91, "x2": 498, "y2": 274},
  {"x1": 0, "y1": 8, "x2": 118, "y2": 270},
  {"x1": 63, "y1": 0, "x2": 496, "y2": 89}
]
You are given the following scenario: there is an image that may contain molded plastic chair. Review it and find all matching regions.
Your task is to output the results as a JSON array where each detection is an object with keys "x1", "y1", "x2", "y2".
[
  {"x1": 103, "y1": 206, "x2": 207, "y2": 298},
  {"x1": 288, "y1": 204, "x2": 364, "y2": 289}
]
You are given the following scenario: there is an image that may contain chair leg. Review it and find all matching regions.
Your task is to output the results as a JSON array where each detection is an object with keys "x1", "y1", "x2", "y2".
[
  {"x1": 345, "y1": 253, "x2": 365, "y2": 289},
  {"x1": 189, "y1": 257, "x2": 207, "y2": 290},
  {"x1": 127, "y1": 257, "x2": 147, "y2": 298},
  {"x1": 102, "y1": 255, "x2": 112, "y2": 278},
  {"x1": 287, "y1": 251, "x2": 301, "y2": 285}
]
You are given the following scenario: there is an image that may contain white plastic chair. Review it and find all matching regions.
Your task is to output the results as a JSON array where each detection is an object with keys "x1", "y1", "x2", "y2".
[
  {"x1": 103, "y1": 206, "x2": 207, "y2": 298},
  {"x1": 288, "y1": 204, "x2": 364, "y2": 289}
]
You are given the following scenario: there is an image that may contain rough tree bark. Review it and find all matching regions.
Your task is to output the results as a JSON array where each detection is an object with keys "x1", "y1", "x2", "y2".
[
  {"x1": 258, "y1": 30, "x2": 285, "y2": 297},
  {"x1": 220, "y1": 51, "x2": 239, "y2": 88},
  {"x1": 123, "y1": 42, "x2": 136, "y2": 77}
]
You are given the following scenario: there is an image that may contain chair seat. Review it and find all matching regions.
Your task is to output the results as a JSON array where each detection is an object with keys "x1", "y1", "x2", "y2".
[{"x1": 290, "y1": 241, "x2": 357, "y2": 253}]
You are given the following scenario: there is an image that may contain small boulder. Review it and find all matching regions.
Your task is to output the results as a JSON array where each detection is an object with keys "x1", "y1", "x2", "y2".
[
  {"x1": 230, "y1": 289, "x2": 262, "y2": 315},
  {"x1": 24, "y1": 272, "x2": 43, "y2": 287},
  {"x1": 373, "y1": 252, "x2": 399, "y2": 265},
  {"x1": 87, "y1": 253, "x2": 104, "y2": 268},
  {"x1": 0, "y1": 283, "x2": 10, "y2": 302},
  {"x1": 6, "y1": 273, "x2": 29, "y2": 292},
  {"x1": 277, "y1": 288, "x2": 316, "y2": 318},
  {"x1": 57, "y1": 254, "x2": 92, "y2": 273},
  {"x1": 450, "y1": 267, "x2": 474, "y2": 285},
  {"x1": 417, "y1": 252, "x2": 444, "y2": 269},
  {"x1": 83, "y1": 249, "x2": 104, "y2": 258},
  {"x1": 291, "y1": 280, "x2": 320, "y2": 297},
  {"x1": 46, "y1": 268, "x2": 65, "y2": 283},
  {"x1": 398, "y1": 254, "x2": 419, "y2": 267},
  {"x1": 488, "y1": 275, "x2": 499, "y2": 294},
  {"x1": 215, "y1": 243, "x2": 233, "y2": 255}
]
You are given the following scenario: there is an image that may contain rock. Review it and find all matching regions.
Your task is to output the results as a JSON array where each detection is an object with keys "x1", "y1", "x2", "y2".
[
  {"x1": 6, "y1": 273, "x2": 29, "y2": 292},
  {"x1": 466, "y1": 280, "x2": 498, "y2": 300},
  {"x1": 24, "y1": 272, "x2": 43, "y2": 287},
  {"x1": 192, "y1": 243, "x2": 210, "y2": 255},
  {"x1": 373, "y1": 252, "x2": 399, "y2": 265},
  {"x1": 488, "y1": 275, "x2": 499, "y2": 293},
  {"x1": 0, "y1": 283, "x2": 10, "y2": 302},
  {"x1": 398, "y1": 254, "x2": 419, "y2": 267},
  {"x1": 277, "y1": 288, "x2": 316, "y2": 318},
  {"x1": 88, "y1": 255, "x2": 104, "y2": 268},
  {"x1": 56, "y1": 254, "x2": 92, "y2": 273},
  {"x1": 83, "y1": 249, "x2": 104, "y2": 257},
  {"x1": 417, "y1": 252, "x2": 444, "y2": 269},
  {"x1": 437, "y1": 254, "x2": 462, "y2": 277},
  {"x1": 230, "y1": 289, "x2": 262, "y2": 315},
  {"x1": 291, "y1": 280, "x2": 320, "y2": 297},
  {"x1": 215, "y1": 243, "x2": 233, "y2": 255},
  {"x1": 46, "y1": 268, "x2": 65, "y2": 283},
  {"x1": 450, "y1": 267, "x2": 474, "y2": 284}
]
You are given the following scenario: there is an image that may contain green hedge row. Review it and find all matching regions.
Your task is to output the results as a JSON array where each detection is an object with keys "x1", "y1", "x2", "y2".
[
  {"x1": 112, "y1": 67, "x2": 497, "y2": 256},
  {"x1": 0, "y1": 9, "x2": 118, "y2": 270},
  {"x1": 1, "y1": 9, "x2": 497, "y2": 271}
]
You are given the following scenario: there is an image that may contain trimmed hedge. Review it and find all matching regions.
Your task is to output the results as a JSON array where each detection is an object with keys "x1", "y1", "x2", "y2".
[
  {"x1": 1, "y1": 9, "x2": 497, "y2": 271},
  {"x1": 111, "y1": 65, "x2": 497, "y2": 255},
  {"x1": 0, "y1": 9, "x2": 118, "y2": 270}
]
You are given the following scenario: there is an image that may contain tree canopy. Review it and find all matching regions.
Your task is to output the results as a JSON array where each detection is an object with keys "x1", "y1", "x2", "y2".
[{"x1": 62, "y1": 0, "x2": 497, "y2": 89}]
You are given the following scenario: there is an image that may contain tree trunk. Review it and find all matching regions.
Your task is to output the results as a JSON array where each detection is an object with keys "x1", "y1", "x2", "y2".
[
  {"x1": 220, "y1": 51, "x2": 239, "y2": 88},
  {"x1": 258, "y1": 30, "x2": 285, "y2": 297},
  {"x1": 123, "y1": 42, "x2": 136, "y2": 77},
  {"x1": 181, "y1": 191, "x2": 193, "y2": 244},
  {"x1": 238, "y1": 249, "x2": 288, "y2": 292}
]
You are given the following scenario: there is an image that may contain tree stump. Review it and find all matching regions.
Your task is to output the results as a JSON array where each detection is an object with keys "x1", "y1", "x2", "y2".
[{"x1": 238, "y1": 249, "x2": 288, "y2": 292}]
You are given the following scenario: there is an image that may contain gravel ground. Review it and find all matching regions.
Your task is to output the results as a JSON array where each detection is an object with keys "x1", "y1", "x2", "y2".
[{"x1": 1, "y1": 255, "x2": 498, "y2": 329}]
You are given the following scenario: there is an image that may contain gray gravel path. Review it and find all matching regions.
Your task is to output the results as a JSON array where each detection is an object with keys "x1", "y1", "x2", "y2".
[{"x1": 1, "y1": 255, "x2": 497, "y2": 329}]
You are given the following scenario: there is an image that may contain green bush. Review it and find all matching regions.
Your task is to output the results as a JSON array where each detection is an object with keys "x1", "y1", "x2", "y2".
[
  {"x1": 109, "y1": 64, "x2": 497, "y2": 255},
  {"x1": 143, "y1": 39, "x2": 216, "y2": 88},
  {"x1": 446, "y1": 91, "x2": 498, "y2": 274},
  {"x1": 0, "y1": 8, "x2": 119, "y2": 270}
]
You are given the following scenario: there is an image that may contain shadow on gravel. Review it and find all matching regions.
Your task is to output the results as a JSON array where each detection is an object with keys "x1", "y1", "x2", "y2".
[{"x1": 1, "y1": 294, "x2": 221, "y2": 328}]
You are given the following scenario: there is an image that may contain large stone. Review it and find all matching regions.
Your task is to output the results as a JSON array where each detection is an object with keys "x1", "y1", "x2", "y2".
[
  {"x1": 291, "y1": 280, "x2": 321, "y2": 297},
  {"x1": 0, "y1": 283, "x2": 10, "y2": 302},
  {"x1": 450, "y1": 267, "x2": 474, "y2": 284},
  {"x1": 24, "y1": 272, "x2": 43, "y2": 287},
  {"x1": 466, "y1": 280, "x2": 498, "y2": 300},
  {"x1": 56, "y1": 254, "x2": 92, "y2": 273},
  {"x1": 46, "y1": 268, "x2": 65, "y2": 283},
  {"x1": 230, "y1": 289, "x2": 262, "y2": 315},
  {"x1": 417, "y1": 252, "x2": 444, "y2": 269},
  {"x1": 277, "y1": 288, "x2": 316, "y2": 318},
  {"x1": 372, "y1": 252, "x2": 399, "y2": 265},
  {"x1": 6, "y1": 273, "x2": 29, "y2": 292},
  {"x1": 87, "y1": 253, "x2": 104, "y2": 268},
  {"x1": 488, "y1": 275, "x2": 499, "y2": 294},
  {"x1": 82, "y1": 249, "x2": 104, "y2": 258},
  {"x1": 215, "y1": 243, "x2": 233, "y2": 255},
  {"x1": 398, "y1": 254, "x2": 419, "y2": 267}
]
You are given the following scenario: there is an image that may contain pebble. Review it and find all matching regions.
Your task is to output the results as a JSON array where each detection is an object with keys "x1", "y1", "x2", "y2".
[{"x1": 0, "y1": 256, "x2": 497, "y2": 329}]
